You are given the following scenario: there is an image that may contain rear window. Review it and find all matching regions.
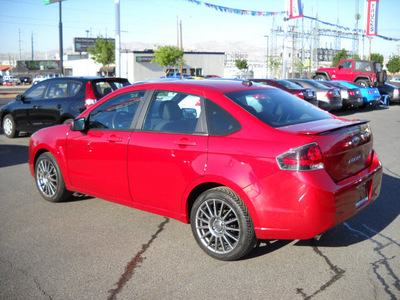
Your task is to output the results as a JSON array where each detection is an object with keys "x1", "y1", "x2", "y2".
[
  {"x1": 225, "y1": 89, "x2": 331, "y2": 128},
  {"x1": 93, "y1": 79, "x2": 130, "y2": 99},
  {"x1": 277, "y1": 79, "x2": 304, "y2": 89}
]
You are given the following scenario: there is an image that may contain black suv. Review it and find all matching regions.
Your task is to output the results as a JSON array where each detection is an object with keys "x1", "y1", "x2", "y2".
[{"x1": 1, "y1": 76, "x2": 130, "y2": 138}]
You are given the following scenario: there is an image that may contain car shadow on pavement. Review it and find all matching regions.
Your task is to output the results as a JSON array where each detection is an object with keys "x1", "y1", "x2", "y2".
[
  {"x1": 0, "y1": 144, "x2": 29, "y2": 168},
  {"x1": 296, "y1": 172, "x2": 400, "y2": 248},
  {"x1": 333, "y1": 105, "x2": 390, "y2": 117}
]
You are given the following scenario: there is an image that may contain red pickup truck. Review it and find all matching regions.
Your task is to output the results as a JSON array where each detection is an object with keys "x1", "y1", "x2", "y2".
[{"x1": 313, "y1": 59, "x2": 387, "y2": 88}]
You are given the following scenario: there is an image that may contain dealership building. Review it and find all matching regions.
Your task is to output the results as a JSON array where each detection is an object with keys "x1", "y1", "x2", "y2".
[{"x1": 120, "y1": 50, "x2": 225, "y2": 82}]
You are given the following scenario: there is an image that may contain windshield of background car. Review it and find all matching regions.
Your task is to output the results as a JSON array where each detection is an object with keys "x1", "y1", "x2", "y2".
[
  {"x1": 93, "y1": 80, "x2": 130, "y2": 99},
  {"x1": 225, "y1": 89, "x2": 332, "y2": 128},
  {"x1": 276, "y1": 80, "x2": 303, "y2": 89}
]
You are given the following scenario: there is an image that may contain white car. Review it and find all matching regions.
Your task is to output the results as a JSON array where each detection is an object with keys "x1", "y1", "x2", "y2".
[
  {"x1": 3, "y1": 76, "x2": 20, "y2": 85},
  {"x1": 390, "y1": 77, "x2": 400, "y2": 83},
  {"x1": 32, "y1": 73, "x2": 63, "y2": 85}
]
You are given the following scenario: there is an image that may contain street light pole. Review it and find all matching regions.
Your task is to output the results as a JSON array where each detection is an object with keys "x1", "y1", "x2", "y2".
[
  {"x1": 59, "y1": 0, "x2": 63, "y2": 75},
  {"x1": 264, "y1": 35, "x2": 269, "y2": 78},
  {"x1": 115, "y1": 0, "x2": 121, "y2": 77}
]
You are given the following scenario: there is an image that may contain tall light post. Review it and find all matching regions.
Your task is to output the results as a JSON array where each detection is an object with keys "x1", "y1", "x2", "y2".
[
  {"x1": 115, "y1": 0, "x2": 121, "y2": 77},
  {"x1": 264, "y1": 35, "x2": 269, "y2": 78},
  {"x1": 44, "y1": 0, "x2": 64, "y2": 75}
]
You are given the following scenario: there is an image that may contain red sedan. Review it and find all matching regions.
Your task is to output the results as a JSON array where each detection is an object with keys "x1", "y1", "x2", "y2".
[{"x1": 28, "y1": 80, "x2": 383, "y2": 260}]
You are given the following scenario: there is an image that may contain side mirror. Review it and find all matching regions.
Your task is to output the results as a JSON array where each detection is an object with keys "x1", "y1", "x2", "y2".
[
  {"x1": 16, "y1": 94, "x2": 25, "y2": 102},
  {"x1": 338, "y1": 65, "x2": 343, "y2": 70},
  {"x1": 71, "y1": 117, "x2": 87, "y2": 131}
]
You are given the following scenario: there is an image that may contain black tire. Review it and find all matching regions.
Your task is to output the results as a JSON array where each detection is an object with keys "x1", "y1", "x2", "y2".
[
  {"x1": 2, "y1": 114, "x2": 19, "y2": 138},
  {"x1": 190, "y1": 187, "x2": 256, "y2": 261},
  {"x1": 314, "y1": 74, "x2": 327, "y2": 81},
  {"x1": 35, "y1": 152, "x2": 72, "y2": 202},
  {"x1": 355, "y1": 79, "x2": 369, "y2": 88},
  {"x1": 379, "y1": 70, "x2": 387, "y2": 83}
]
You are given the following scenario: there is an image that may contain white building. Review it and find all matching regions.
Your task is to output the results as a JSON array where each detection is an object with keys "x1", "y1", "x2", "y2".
[{"x1": 120, "y1": 50, "x2": 225, "y2": 82}]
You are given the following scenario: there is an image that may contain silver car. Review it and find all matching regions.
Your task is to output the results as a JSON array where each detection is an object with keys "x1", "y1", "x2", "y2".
[{"x1": 288, "y1": 79, "x2": 342, "y2": 110}]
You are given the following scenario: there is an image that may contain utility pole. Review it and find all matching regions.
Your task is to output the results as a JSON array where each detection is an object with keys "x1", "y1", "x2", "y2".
[
  {"x1": 18, "y1": 28, "x2": 22, "y2": 60},
  {"x1": 283, "y1": 0, "x2": 288, "y2": 79},
  {"x1": 44, "y1": 0, "x2": 63, "y2": 73},
  {"x1": 31, "y1": 32, "x2": 34, "y2": 60},
  {"x1": 291, "y1": 26, "x2": 295, "y2": 78},
  {"x1": 115, "y1": 0, "x2": 121, "y2": 77}
]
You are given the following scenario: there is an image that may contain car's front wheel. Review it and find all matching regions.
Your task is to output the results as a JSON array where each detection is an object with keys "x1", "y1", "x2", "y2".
[
  {"x1": 314, "y1": 74, "x2": 327, "y2": 81},
  {"x1": 35, "y1": 152, "x2": 72, "y2": 202},
  {"x1": 190, "y1": 187, "x2": 256, "y2": 261},
  {"x1": 355, "y1": 79, "x2": 369, "y2": 88},
  {"x1": 2, "y1": 114, "x2": 19, "y2": 138}
]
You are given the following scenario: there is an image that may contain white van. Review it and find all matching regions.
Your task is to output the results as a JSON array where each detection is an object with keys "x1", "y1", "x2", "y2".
[{"x1": 32, "y1": 73, "x2": 63, "y2": 85}]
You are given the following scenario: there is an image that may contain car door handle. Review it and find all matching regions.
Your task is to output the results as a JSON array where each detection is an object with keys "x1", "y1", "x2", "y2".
[
  {"x1": 33, "y1": 105, "x2": 41, "y2": 109},
  {"x1": 107, "y1": 135, "x2": 123, "y2": 143},
  {"x1": 174, "y1": 138, "x2": 197, "y2": 146},
  {"x1": 57, "y1": 104, "x2": 62, "y2": 109}
]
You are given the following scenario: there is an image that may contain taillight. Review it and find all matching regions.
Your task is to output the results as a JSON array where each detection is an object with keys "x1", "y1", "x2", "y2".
[
  {"x1": 296, "y1": 91, "x2": 305, "y2": 99},
  {"x1": 348, "y1": 90, "x2": 355, "y2": 96},
  {"x1": 277, "y1": 143, "x2": 324, "y2": 171},
  {"x1": 326, "y1": 90, "x2": 334, "y2": 98},
  {"x1": 85, "y1": 81, "x2": 97, "y2": 108}
]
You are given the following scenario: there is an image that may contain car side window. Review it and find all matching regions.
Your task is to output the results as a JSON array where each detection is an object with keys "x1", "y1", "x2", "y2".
[
  {"x1": 88, "y1": 91, "x2": 144, "y2": 130},
  {"x1": 339, "y1": 61, "x2": 352, "y2": 69},
  {"x1": 45, "y1": 80, "x2": 68, "y2": 98},
  {"x1": 143, "y1": 91, "x2": 203, "y2": 134},
  {"x1": 205, "y1": 99, "x2": 241, "y2": 136},
  {"x1": 24, "y1": 82, "x2": 48, "y2": 100},
  {"x1": 68, "y1": 81, "x2": 82, "y2": 96}
]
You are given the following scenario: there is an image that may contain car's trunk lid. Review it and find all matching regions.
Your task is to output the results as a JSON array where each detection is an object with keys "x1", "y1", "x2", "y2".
[{"x1": 280, "y1": 118, "x2": 373, "y2": 182}]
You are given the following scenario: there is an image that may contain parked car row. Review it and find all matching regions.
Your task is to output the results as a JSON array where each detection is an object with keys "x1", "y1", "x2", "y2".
[{"x1": 252, "y1": 78, "x2": 400, "y2": 111}]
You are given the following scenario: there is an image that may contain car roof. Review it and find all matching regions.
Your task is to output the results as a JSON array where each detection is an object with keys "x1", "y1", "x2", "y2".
[{"x1": 127, "y1": 79, "x2": 274, "y2": 93}]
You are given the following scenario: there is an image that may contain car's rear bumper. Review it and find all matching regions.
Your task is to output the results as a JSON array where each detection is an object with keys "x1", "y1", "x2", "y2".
[{"x1": 245, "y1": 151, "x2": 382, "y2": 240}]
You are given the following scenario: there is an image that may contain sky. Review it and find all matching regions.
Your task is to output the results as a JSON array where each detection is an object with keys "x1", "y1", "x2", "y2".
[{"x1": 1, "y1": 0, "x2": 400, "y2": 60}]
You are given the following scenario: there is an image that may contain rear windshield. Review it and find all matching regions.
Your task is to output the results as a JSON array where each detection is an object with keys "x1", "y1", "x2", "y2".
[
  {"x1": 93, "y1": 79, "x2": 130, "y2": 99},
  {"x1": 225, "y1": 89, "x2": 331, "y2": 128},
  {"x1": 277, "y1": 79, "x2": 303, "y2": 89},
  {"x1": 299, "y1": 80, "x2": 328, "y2": 89}
]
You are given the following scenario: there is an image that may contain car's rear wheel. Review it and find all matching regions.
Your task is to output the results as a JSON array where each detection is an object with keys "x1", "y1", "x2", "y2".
[
  {"x1": 190, "y1": 187, "x2": 256, "y2": 261},
  {"x1": 2, "y1": 114, "x2": 18, "y2": 138},
  {"x1": 35, "y1": 152, "x2": 72, "y2": 202}
]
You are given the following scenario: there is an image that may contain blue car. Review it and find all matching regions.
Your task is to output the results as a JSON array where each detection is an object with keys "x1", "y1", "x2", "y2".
[{"x1": 333, "y1": 81, "x2": 381, "y2": 107}]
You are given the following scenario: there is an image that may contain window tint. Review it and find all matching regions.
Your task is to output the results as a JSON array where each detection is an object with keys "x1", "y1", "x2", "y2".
[
  {"x1": 46, "y1": 80, "x2": 68, "y2": 98},
  {"x1": 205, "y1": 99, "x2": 241, "y2": 136},
  {"x1": 93, "y1": 80, "x2": 129, "y2": 99},
  {"x1": 225, "y1": 89, "x2": 331, "y2": 128},
  {"x1": 24, "y1": 82, "x2": 48, "y2": 100},
  {"x1": 143, "y1": 91, "x2": 203, "y2": 134},
  {"x1": 339, "y1": 61, "x2": 353, "y2": 69},
  {"x1": 88, "y1": 91, "x2": 144, "y2": 130},
  {"x1": 68, "y1": 81, "x2": 82, "y2": 96},
  {"x1": 355, "y1": 61, "x2": 372, "y2": 72},
  {"x1": 277, "y1": 79, "x2": 303, "y2": 89}
]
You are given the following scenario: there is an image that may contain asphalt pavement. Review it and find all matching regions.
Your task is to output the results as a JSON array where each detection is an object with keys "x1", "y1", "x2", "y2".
[{"x1": 0, "y1": 104, "x2": 399, "y2": 299}]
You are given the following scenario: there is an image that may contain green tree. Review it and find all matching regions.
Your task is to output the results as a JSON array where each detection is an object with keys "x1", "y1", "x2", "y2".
[
  {"x1": 353, "y1": 54, "x2": 360, "y2": 60},
  {"x1": 151, "y1": 45, "x2": 184, "y2": 77},
  {"x1": 387, "y1": 56, "x2": 400, "y2": 73},
  {"x1": 370, "y1": 53, "x2": 384, "y2": 64},
  {"x1": 332, "y1": 49, "x2": 348, "y2": 67},
  {"x1": 88, "y1": 36, "x2": 115, "y2": 76},
  {"x1": 268, "y1": 57, "x2": 282, "y2": 78},
  {"x1": 294, "y1": 59, "x2": 305, "y2": 74},
  {"x1": 235, "y1": 59, "x2": 248, "y2": 70}
]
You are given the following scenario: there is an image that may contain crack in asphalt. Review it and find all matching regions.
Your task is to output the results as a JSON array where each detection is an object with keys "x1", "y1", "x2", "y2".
[
  {"x1": 344, "y1": 222, "x2": 400, "y2": 299},
  {"x1": 0, "y1": 257, "x2": 52, "y2": 300},
  {"x1": 296, "y1": 240, "x2": 345, "y2": 300},
  {"x1": 107, "y1": 217, "x2": 170, "y2": 300}
]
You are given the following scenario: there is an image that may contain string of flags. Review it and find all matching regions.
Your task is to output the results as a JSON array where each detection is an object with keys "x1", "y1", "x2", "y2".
[
  {"x1": 184, "y1": 0, "x2": 285, "y2": 17},
  {"x1": 183, "y1": 0, "x2": 400, "y2": 42}
]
